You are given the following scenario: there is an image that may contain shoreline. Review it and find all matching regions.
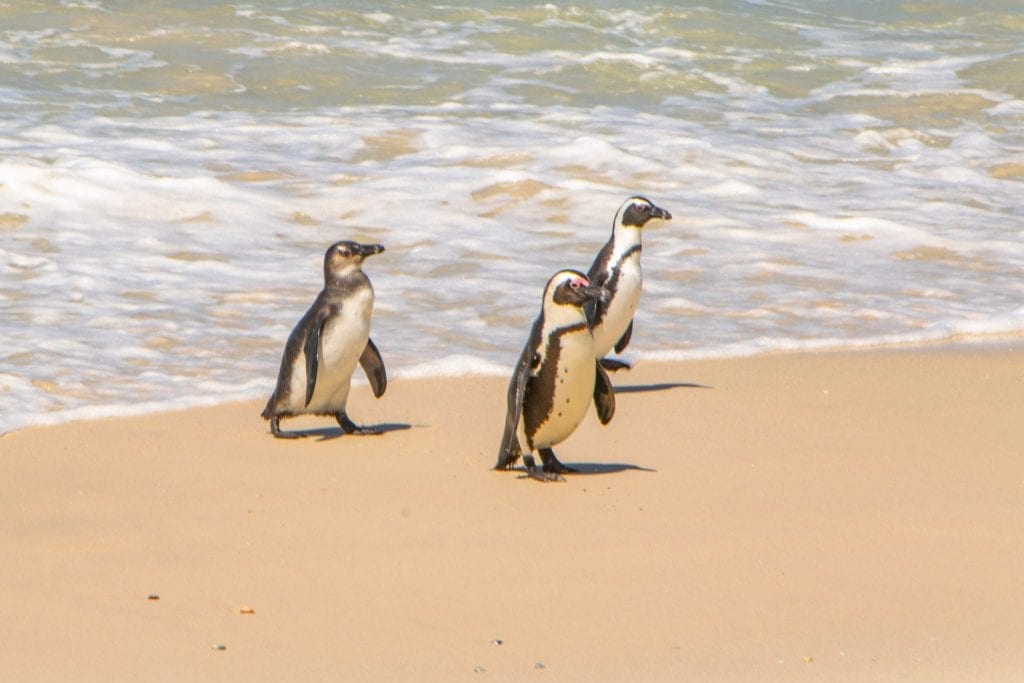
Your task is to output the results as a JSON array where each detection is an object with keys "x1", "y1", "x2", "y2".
[
  {"x1": 5, "y1": 334, "x2": 1021, "y2": 436},
  {"x1": 3, "y1": 347, "x2": 1023, "y2": 680}
]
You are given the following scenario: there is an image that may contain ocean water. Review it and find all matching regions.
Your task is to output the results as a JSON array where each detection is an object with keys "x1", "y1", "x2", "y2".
[{"x1": 1, "y1": 0, "x2": 1022, "y2": 432}]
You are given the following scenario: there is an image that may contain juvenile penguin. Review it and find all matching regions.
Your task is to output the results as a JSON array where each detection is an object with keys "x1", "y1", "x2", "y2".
[
  {"x1": 586, "y1": 196, "x2": 672, "y2": 371},
  {"x1": 496, "y1": 270, "x2": 616, "y2": 481},
  {"x1": 261, "y1": 241, "x2": 387, "y2": 438}
]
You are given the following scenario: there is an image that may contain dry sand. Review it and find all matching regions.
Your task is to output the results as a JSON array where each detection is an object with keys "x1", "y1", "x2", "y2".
[{"x1": 2, "y1": 347, "x2": 1023, "y2": 681}]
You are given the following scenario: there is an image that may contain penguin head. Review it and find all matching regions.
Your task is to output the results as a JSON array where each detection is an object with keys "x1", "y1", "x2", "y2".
[
  {"x1": 324, "y1": 241, "x2": 384, "y2": 281},
  {"x1": 616, "y1": 196, "x2": 672, "y2": 230},
  {"x1": 545, "y1": 269, "x2": 610, "y2": 310}
]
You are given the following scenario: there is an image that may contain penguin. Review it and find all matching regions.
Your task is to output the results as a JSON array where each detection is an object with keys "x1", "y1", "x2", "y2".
[
  {"x1": 261, "y1": 240, "x2": 387, "y2": 438},
  {"x1": 585, "y1": 196, "x2": 672, "y2": 371},
  {"x1": 495, "y1": 270, "x2": 616, "y2": 481}
]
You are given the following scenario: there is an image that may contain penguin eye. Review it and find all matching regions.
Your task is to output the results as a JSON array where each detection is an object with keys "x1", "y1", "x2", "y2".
[
  {"x1": 569, "y1": 279, "x2": 583, "y2": 289},
  {"x1": 338, "y1": 248, "x2": 350, "y2": 257}
]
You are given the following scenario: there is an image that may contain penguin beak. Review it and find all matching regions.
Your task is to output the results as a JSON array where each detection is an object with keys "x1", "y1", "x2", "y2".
[
  {"x1": 650, "y1": 205, "x2": 672, "y2": 221},
  {"x1": 581, "y1": 284, "x2": 610, "y2": 304},
  {"x1": 358, "y1": 243, "x2": 385, "y2": 257}
]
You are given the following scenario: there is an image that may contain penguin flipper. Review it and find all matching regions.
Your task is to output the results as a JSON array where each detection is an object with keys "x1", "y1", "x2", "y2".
[
  {"x1": 586, "y1": 241, "x2": 613, "y2": 285},
  {"x1": 599, "y1": 357, "x2": 632, "y2": 372},
  {"x1": 593, "y1": 361, "x2": 616, "y2": 425},
  {"x1": 614, "y1": 320, "x2": 633, "y2": 354},
  {"x1": 303, "y1": 311, "x2": 328, "y2": 407},
  {"x1": 583, "y1": 298, "x2": 598, "y2": 328},
  {"x1": 496, "y1": 341, "x2": 533, "y2": 470},
  {"x1": 585, "y1": 243, "x2": 613, "y2": 328},
  {"x1": 359, "y1": 338, "x2": 387, "y2": 398}
]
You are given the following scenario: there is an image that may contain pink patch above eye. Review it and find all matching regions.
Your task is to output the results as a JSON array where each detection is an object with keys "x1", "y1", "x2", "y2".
[{"x1": 570, "y1": 276, "x2": 590, "y2": 288}]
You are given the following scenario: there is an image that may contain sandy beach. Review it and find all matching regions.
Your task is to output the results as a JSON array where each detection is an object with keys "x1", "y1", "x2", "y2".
[{"x1": 2, "y1": 347, "x2": 1023, "y2": 681}]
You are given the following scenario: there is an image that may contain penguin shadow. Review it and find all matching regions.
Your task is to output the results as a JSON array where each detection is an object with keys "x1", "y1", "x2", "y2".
[
  {"x1": 612, "y1": 381, "x2": 711, "y2": 394},
  {"x1": 531, "y1": 382, "x2": 710, "y2": 475},
  {"x1": 286, "y1": 423, "x2": 414, "y2": 441},
  {"x1": 514, "y1": 462, "x2": 655, "y2": 478},
  {"x1": 566, "y1": 461, "x2": 657, "y2": 475},
  {"x1": 516, "y1": 462, "x2": 659, "y2": 479}
]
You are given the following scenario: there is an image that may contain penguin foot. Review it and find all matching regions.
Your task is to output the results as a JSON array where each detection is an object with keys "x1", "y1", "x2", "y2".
[
  {"x1": 269, "y1": 416, "x2": 306, "y2": 439},
  {"x1": 336, "y1": 413, "x2": 383, "y2": 435},
  {"x1": 599, "y1": 357, "x2": 632, "y2": 372},
  {"x1": 538, "y1": 448, "x2": 577, "y2": 475},
  {"x1": 521, "y1": 455, "x2": 565, "y2": 482}
]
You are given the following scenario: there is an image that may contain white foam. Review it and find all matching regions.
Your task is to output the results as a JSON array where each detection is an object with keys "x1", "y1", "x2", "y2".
[
  {"x1": 392, "y1": 356, "x2": 510, "y2": 381},
  {"x1": 703, "y1": 179, "x2": 761, "y2": 198}
]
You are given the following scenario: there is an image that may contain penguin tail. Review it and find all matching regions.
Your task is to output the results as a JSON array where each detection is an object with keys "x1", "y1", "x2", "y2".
[
  {"x1": 494, "y1": 454, "x2": 520, "y2": 471},
  {"x1": 495, "y1": 435, "x2": 522, "y2": 471},
  {"x1": 494, "y1": 456, "x2": 516, "y2": 470},
  {"x1": 260, "y1": 397, "x2": 276, "y2": 420}
]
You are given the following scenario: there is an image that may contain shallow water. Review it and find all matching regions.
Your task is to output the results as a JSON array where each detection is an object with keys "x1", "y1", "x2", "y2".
[{"x1": 2, "y1": 1, "x2": 1023, "y2": 431}]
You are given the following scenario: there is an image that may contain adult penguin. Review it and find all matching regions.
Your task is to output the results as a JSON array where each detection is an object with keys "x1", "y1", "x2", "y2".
[
  {"x1": 586, "y1": 196, "x2": 672, "y2": 371},
  {"x1": 496, "y1": 270, "x2": 615, "y2": 481}
]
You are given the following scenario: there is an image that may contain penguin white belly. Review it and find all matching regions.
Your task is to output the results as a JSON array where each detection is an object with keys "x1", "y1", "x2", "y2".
[
  {"x1": 304, "y1": 315, "x2": 369, "y2": 413},
  {"x1": 593, "y1": 257, "x2": 642, "y2": 356},
  {"x1": 289, "y1": 291, "x2": 373, "y2": 415},
  {"x1": 528, "y1": 328, "x2": 596, "y2": 450}
]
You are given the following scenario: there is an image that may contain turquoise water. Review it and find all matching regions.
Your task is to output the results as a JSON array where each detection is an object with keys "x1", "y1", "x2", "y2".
[{"x1": 2, "y1": 1, "x2": 1022, "y2": 431}]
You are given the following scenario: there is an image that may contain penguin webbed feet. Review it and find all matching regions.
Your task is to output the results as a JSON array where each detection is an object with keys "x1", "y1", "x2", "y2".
[
  {"x1": 520, "y1": 454, "x2": 566, "y2": 483},
  {"x1": 599, "y1": 357, "x2": 631, "y2": 372},
  {"x1": 336, "y1": 413, "x2": 383, "y2": 436},
  {"x1": 518, "y1": 449, "x2": 576, "y2": 482},
  {"x1": 269, "y1": 416, "x2": 306, "y2": 439},
  {"x1": 539, "y1": 448, "x2": 577, "y2": 474}
]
